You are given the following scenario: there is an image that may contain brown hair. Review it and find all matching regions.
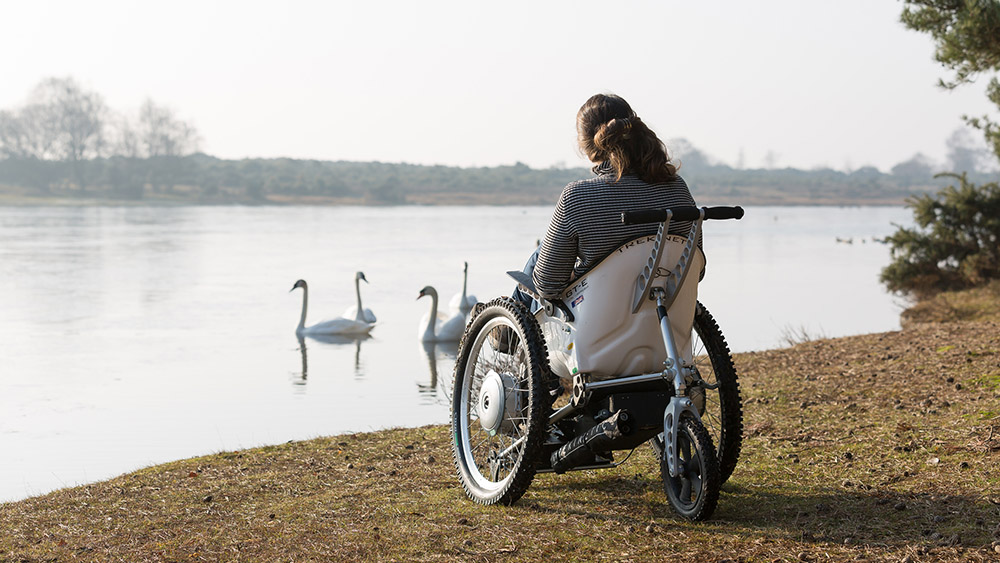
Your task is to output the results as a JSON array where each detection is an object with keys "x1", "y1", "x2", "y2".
[{"x1": 576, "y1": 93, "x2": 677, "y2": 183}]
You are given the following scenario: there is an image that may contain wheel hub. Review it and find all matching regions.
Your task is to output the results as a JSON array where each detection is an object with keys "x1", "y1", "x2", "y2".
[
  {"x1": 479, "y1": 369, "x2": 519, "y2": 434},
  {"x1": 687, "y1": 368, "x2": 706, "y2": 415}
]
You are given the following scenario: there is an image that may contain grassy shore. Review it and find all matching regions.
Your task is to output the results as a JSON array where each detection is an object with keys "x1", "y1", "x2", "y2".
[{"x1": 3, "y1": 295, "x2": 999, "y2": 562}]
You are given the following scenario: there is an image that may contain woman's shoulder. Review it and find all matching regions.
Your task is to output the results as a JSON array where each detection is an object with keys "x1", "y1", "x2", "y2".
[
  {"x1": 559, "y1": 176, "x2": 628, "y2": 208},
  {"x1": 660, "y1": 173, "x2": 688, "y2": 187},
  {"x1": 560, "y1": 171, "x2": 688, "y2": 200},
  {"x1": 559, "y1": 175, "x2": 608, "y2": 198},
  {"x1": 563, "y1": 175, "x2": 607, "y2": 191}
]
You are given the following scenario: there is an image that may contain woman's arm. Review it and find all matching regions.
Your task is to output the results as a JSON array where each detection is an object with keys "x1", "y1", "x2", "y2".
[{"x1": 532, "y1": 190, "x2": 579, "y2": 298}]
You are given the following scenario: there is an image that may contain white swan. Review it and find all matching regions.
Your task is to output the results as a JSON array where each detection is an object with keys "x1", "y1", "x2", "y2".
[
  {"x1": 418, "y1": 285, "x2": 466, "y2": 342},
  {"x1": 291, "y1": 279, "x2": 374, "y2": 336},
  {"x1": 342, "y1": 271, "x2": 377, "y2": 324},
  {"x1": 448, "y1": 262, "x2": 478, "y2": 317}
]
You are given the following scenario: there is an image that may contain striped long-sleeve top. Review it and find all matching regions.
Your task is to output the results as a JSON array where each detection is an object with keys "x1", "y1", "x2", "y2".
[{"x1": 532, "y1": 162, "x2": 698, "y2": 298}]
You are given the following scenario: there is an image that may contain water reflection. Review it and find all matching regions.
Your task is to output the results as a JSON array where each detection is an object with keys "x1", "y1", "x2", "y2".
[
  {"x1": 294, "y1": 333, "x2": 371, "y2": 384},
  {"x1": 418, "y1": 340, "x2": 457, "y2": 405},
  {"x1": 0, "y1": 205, "x2": 914, "y2": 504},
  {"x1": 294, "y1": 335, "x2": 308, "y2": 386}
]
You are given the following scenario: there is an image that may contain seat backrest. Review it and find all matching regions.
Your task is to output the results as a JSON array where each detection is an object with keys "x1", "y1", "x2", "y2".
[{"x1": 540, "y1": 234, "x2": 704, "y2": 379}]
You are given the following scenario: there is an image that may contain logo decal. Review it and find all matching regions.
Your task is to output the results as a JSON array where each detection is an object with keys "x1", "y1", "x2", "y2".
[
  {"x1": 566, "y1": 278, "x2": 589, "y2": 298},
  {"x1": 571, "y1": 295, "x2": 584, "y2": 308}
]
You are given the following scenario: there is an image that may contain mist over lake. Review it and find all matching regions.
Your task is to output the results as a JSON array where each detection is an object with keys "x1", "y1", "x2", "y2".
[{"x1": 0, "y1": 204, "x2": 910, "y2": 502}]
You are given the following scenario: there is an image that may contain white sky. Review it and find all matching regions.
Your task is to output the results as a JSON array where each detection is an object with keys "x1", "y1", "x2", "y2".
[{"x1": 2, "y1": 0, "x2": 996, "y2": 172}]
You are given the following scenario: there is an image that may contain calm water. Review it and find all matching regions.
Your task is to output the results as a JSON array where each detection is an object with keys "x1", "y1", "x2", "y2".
[{"x1": 0, "y1": 205, "x2": 910, "y2": 502}]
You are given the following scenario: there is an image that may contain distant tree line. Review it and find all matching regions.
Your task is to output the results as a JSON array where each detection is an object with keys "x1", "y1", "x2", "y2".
[
  {"x1": 0, "y1": 77, "x2": 200, "y2": 199},
  {"x1": 1, "y1": 76, "x2": 997, "y2": 205}
]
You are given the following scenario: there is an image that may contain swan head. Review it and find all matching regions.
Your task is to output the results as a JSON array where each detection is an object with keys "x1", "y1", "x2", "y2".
[
  {"x1": 357, "y1": 271, "x2": 369, "y2": 284},
  {"x1": 463, "y1": 261, "x2": 468, "y2": 273},
  {"x1": 417, "y1": 285, "x2": 438, "y2": 300},
  {"x1": 291, "y1": 279, "x2": 307, "y2": 292}
]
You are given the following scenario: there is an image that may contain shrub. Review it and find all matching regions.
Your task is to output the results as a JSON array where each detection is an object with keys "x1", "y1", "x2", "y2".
[{"x1": 880, "y1": 172, "x2": 1000, "y2": 296}]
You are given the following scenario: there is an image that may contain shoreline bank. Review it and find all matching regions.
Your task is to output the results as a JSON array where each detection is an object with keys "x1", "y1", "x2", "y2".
[{"x1": 2, "y1": 315, "x2": 999, "y2": 561}]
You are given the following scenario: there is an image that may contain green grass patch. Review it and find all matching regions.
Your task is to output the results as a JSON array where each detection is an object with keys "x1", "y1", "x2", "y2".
[{"x1": 974, "y1": 373, "x2": 1000, "y2": 391}]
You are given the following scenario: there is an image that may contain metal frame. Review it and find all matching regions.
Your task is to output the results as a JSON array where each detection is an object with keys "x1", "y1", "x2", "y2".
[{"x1": 547, "y1": 208, "x2": 708, "y2": 478}]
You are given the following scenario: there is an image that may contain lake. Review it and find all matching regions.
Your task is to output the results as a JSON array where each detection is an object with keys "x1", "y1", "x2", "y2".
[{"x1": 0, "y1": 204, "x2": 911, "y2": 502}]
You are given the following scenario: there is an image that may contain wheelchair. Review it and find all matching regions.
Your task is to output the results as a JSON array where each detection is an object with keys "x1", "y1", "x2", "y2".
[{"x1": 450, "y1": 206, "x2": 744, "y2": 520}]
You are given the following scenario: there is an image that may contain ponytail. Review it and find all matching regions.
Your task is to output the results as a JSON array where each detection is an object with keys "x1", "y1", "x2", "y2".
[{"x1": 577, "y1": 94, "x2": 677, "y2": 183}]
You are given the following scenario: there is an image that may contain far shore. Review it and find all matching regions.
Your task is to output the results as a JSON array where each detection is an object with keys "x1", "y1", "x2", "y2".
[{"x1": 0, "y1": 191, "x2": 911, "y2": 207}]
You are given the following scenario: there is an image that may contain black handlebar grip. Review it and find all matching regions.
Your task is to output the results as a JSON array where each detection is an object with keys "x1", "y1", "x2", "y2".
[
  {"x1": 666, "y1": 207, "x2": 703, "y2": 222},
  {"x1": 621, "y1": 206, "x2": 702, "y2": 224},
  {"x1": 703, "y1": 206, "x2": 744, "y2": 220},
  {"x1": 621, "y1": 209, "x2": 668, "y2": 225},
  {"x1": 621, "y1": 205, "x2": 744, "y2": 225}
]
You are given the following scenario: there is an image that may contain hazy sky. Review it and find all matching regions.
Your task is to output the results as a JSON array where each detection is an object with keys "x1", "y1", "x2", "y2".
[{"x1": 2, "y1": 0, "x2": 996, "y2": 172}]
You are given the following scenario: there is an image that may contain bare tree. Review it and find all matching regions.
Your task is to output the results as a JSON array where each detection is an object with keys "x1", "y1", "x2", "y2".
[
  {"x1": 105, "y1": 113, "x2": 146, "y2": 198},
  {"x1": 0, "y1": 103, "x2": 61, "y2": 161},
  {"x1": 137, "y1": 99, "x2": 200, "y2": 158},
  {"x1": 0, "y1": 110, "x2": 35, "y2": 159},
  {"x1": 26, "y1": 77, "x2": 108, "y2": 190},
  {"x1": 0, "y1": 106, "x2": 61, "y2": 192},
  {"x1": 130, "y1": 99, "x2": 201, "y2": 193},
  {"x1": 763, "y1": 150, "x2": 780, "y2": 169},
  {"x1": 890, "y1": 152, "x2": 936, "y2": 183},
  {"x1": 666, "y1": 137, "x2": 710, "y2": 171},
  {"x1": 946, "y1": 127, "x2": 990, "y2": 173},
  {"x1": 112, "y1": 114, "x2": 142, "y2": 159}
]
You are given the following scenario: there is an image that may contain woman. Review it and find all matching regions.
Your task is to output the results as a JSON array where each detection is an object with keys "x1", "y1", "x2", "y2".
[{"x1": 517, "y1": 93, "x2": 698, "y2": 302}]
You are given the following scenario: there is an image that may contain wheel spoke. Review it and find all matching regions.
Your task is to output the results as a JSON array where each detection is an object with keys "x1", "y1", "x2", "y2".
[
  {"x1": 679, "y1": 477, "x2": 692, "y2": 501},
  {"x1": 687, "y1": 473, "x2": 701, "y2": 501}
]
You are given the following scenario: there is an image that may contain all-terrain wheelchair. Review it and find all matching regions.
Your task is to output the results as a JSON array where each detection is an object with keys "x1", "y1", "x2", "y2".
[{"x1": 450, "y1": 206, "x2": 744, "y2": 520}]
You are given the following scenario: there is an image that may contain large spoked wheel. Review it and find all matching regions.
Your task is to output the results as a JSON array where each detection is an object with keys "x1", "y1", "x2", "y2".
[
  {"x1": 688, "y1": 301, "x2": 743, "y2": 482},
  {"x1": 451, "y1": 297, "x2": 549, "y2": 505},
  {"x1": 662, "y1": 414, "x2": 720, "y2": 521},
  {"x1": 651, "y1": 301, "x2": 743, "y2": 483}
]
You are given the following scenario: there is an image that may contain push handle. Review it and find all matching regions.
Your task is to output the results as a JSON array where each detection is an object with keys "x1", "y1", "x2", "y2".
[
  {"x1": 621, "y1": 205, "x2": 744, "y2": 225},
  {"x1": 704, "y1": 206, "x2": 744, "y2": 220}
]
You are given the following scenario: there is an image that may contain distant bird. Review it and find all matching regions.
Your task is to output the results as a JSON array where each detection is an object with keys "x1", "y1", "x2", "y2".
[
  {"x1": 418, "y1": 285, "x2": 466, "y2": 342},
  {"x1": 342, "y1": 271, "x2": 377, "y2": 324},
  {"x1": 290, "y1": 279, "x2": 374, "y2": 336},
  {"x1": 448, "y1": 262, "x2": 477, "y2": 317}
]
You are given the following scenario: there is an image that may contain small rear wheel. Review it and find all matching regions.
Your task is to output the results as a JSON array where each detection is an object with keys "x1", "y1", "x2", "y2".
[
  {"x1": 451, "y1": 297, "x2": 549, "y2": 505},
  {"x1": 651, "y1": 301, "x2": 743, "y2": 483},
  {"x1": 661, "y1": 414, "x2": 720, "y2": 521}
]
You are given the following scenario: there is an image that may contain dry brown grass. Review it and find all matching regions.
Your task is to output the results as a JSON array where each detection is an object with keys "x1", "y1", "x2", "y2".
[
  {"x1": 902, "y1": 281, "x2": 1000, "y2": 326},
  {"x1": 2, "y1": 320, "x2": 999, "y2": 561}
]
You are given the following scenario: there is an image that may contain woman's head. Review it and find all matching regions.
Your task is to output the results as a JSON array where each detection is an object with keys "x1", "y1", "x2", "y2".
[{"x1": 576, "y1": 93, "x2": 677, "y2": 182}]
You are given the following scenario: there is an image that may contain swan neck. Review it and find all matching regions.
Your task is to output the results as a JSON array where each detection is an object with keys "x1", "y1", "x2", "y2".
[
  {"x1": 297, "y1": 285, "x2": 308, "y2": 332},
  {"x1": 354, "y1": 277, "x2": 364, "y2": 321},
  {"x1": 461, "y1": 268, "x2": 468, "y2": 301},
  {"x1": 424, "y1": 290, "x2": 439, "y2": 337}
]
